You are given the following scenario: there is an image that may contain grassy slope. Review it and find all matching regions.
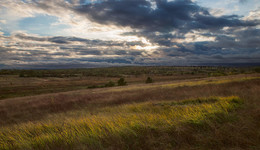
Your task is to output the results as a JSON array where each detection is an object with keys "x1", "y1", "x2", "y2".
[
  {"x1": 1, "y1": 65, "x2": 258, "y2": 100},
  {"x1": 0, "y1": 97, "x2": 243, "y2": 150},
  {"x1": 0, "y1": 74, "x2": 205, "y2": 100},
  {"x1": 0, "y1": 74, "x2": 259, "y2": 149}
]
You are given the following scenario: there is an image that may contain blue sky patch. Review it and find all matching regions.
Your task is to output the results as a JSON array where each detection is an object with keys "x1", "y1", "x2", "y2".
[{"x1": 19, "y1": 14, "x2": 69, "y2": 36}]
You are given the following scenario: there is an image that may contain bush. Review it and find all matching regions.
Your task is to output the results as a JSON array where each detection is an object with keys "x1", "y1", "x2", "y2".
[
  {"x1": 87, "y1": 85, "x2": 98, "y2": 89},
  {"x1": 105, "y1": 81, "x2": 115, "y2": 87},
  {"x1": 145, "y1": 77, "x2": 153, "y2": 83},
  {"x1": 118, "y1": 78, "x2": 127, "y2": 86},
  {"x1": 19, "y1": 73, "x2": 25, "y2": 77}
]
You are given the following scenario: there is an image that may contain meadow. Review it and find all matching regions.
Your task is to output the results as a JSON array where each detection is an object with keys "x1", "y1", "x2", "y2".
[
  {"x1": 0, "y1": 66, "x2": 259, "y2": 149},
  {"x1": 0, "y1": 66, "x2": 258, "y2": 100}
]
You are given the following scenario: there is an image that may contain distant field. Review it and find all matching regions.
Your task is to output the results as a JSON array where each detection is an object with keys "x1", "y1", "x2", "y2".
[
  {"x1": 0, "y1": 74, "x2": 205, "y2": 100},
  {"x1": 0, "y1": 67, "x2": 259, "y2": 149},
  {"x1": 0, "y1": 66, "x2": 259, "y2": 100}
]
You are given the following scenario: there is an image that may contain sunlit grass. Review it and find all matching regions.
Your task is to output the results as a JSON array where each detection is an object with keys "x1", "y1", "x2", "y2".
[
  {"x1": 0, "y1": 96, "x2": 243, "y2": 149},
  {"x1": 107, "y1": 76, "x2": 260, "y2": 92},
  {"x1": 162, "y1": 76, "x2": 260, "y2": 88}
]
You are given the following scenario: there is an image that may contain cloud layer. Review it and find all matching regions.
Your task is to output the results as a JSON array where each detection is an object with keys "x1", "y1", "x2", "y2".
[{"x1": 0, "y1": 0, "x2": 259, "y2": 68}]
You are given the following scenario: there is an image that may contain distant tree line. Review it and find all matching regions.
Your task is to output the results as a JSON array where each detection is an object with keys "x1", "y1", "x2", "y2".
[{"x1": 0, "y1": 66, "x2": 259, "y2": 78}]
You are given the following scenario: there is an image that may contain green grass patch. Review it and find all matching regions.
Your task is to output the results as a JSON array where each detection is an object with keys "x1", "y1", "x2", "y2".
[
  {"x1": 0, "y1": 96, "x2": 243, "y2": 149},
  {"x1": 165, "y1": 97, "x2": 218, "y2": 106}
]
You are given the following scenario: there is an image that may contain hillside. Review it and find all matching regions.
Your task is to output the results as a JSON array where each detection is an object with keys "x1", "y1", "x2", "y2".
[{"x1": 0, "y1": 73, "x2": 259, "y2": 149}]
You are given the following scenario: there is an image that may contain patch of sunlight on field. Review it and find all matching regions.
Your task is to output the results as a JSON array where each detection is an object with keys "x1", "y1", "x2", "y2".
[
  {"x1": 0, "y1": 96, "x2": 243, "y2": 149},
  {"x1": 163, "y1": 76, "x2": 260, "y2": 88},
  {"x1": 106, "y1": 76, "x2": 260, "y2": 92}
]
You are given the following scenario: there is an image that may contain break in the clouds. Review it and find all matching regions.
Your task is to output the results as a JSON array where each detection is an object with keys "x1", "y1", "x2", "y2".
[{"x1": 0, "y1": 0, "x2": 260, "y2": 69}]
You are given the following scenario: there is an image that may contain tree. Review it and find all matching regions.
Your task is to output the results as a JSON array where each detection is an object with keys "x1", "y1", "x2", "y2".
[
  {"x1": 118, "y1": 78, "x2": 127, "y2": 86},
  {"x1": 145, "y1": 77, "x2": 153, "y2": 83}
]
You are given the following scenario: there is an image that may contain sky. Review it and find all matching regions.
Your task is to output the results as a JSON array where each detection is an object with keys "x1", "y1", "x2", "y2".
[{"x1": 0, "y1": 0, "x2": 260, "y2": 69}]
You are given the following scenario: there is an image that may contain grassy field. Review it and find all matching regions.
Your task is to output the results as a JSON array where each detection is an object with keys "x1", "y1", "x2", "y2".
[
  {"x1": 0, "y1": 96, "x2": 243, "y2": 149},
  {"x1": 0, "y1": 66, "x2": 259, "y2": 100},
  {"x1": 0, "y1": 67, "x2": 259, "y2": 149}
]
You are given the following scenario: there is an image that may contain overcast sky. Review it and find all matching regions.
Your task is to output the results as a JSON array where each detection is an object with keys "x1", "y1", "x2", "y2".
[{"x1": 0, "y1": 0, "x2": 259, "y2": 69}]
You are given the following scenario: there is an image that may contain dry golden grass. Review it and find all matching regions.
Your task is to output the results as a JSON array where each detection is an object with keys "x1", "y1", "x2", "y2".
[
  {"x1": 0, "y1": 73, "x2": 205, "y2": 100},
  {"x1": 0, "y1": 74, "x2": 258, "y2": 125},
  {"x1": 0, "y1": 74, "x2": 259, "y2": 149},
  {"x1": 0, "y1": 96, "x2": 243, "y2": 150}
]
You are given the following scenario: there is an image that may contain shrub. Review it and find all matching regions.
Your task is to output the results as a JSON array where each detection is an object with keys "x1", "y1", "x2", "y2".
[
  {"x1": 87, "y1": 85, "x2": 98, "y2": 89},
  {"x1": 105, "y1": 81, "x2": 115, "y2": 87},
  {"x1": 19, "y1": 73, "x2": 25, "y2": 77},
  {"x1": 145, "y1": 77, "x2": 153, "y2": 83},
  {"x1": 118, "y1": 78, "x2": 127, "y2": 86}
]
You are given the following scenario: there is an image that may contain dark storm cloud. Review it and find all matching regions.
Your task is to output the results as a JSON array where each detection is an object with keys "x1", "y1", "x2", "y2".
[
  {"x1": 158, "y1": 29, "x2": 260, "y2": 65},
  {"x1": 76, "y1": 57, "x2": 134, "y2": 64},
  {"x1": 190, "y1": 15, "x2": 257, "y2": 29},
  {"x1": 75, "y1": 0, "x2": 258, "y2": 33},
  {"x1": 210, "y1": 28, "x2": 260, "y2": 49},
  {"x1": 72, "y1": 0, "x2": 260, "y2": 48},
  {"x1": 59, "y1": 46, "x2": 144, "y2": 56},
  {"x1": 14, "y1": 33, "x2": 145, "y2": 46}
]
